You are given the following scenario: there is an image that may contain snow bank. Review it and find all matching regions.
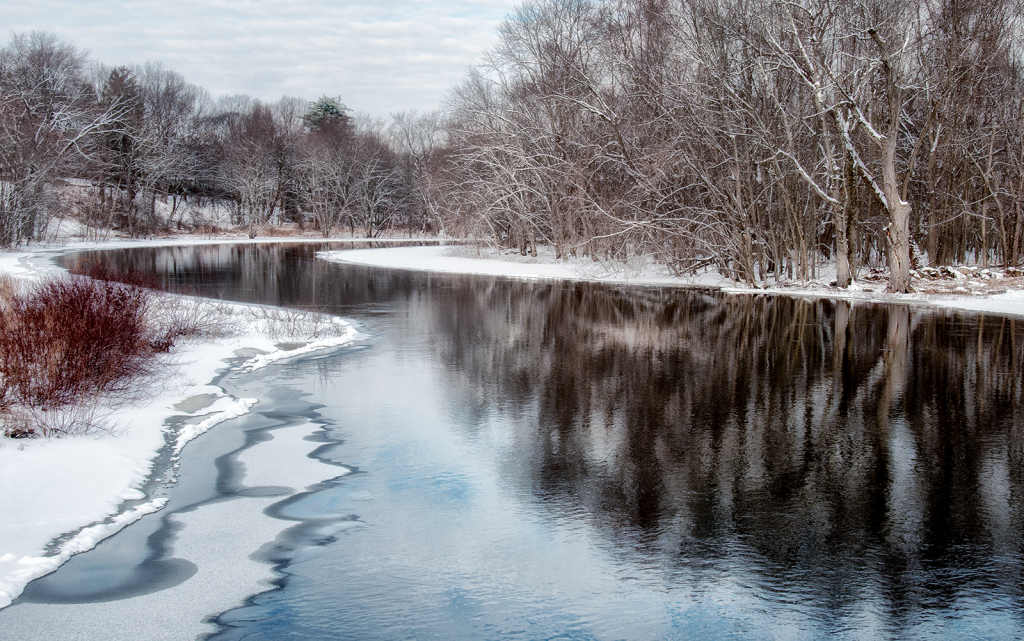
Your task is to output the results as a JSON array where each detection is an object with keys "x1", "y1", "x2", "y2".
[
  {"x1": 0, "y1": 499, "x2": 167, "y2": 608},
  {"x1": 319, "y1": 244, "x2": 1024, "y2": 319},
  {"x1": 718, "y1": 283, "x2": 1024, "y2": 318},
  {"x1": 0, "y1": 242, "x2": 361, "y2": 610},
  {"x1": 932, "y1": 290, "x2": 1024, "y2": 318},
  {"x1": 0, "y1": 252, "x2": 32, "y2": 277},
  {"x1": 172, "y1": 398, "x2": 259, "y2": 454},
  {"x1": 318, "y1": 244, "x2": 732, "y2": 287},
  {"x1": 237, "y1": 323, "x2": 359, "y2": 373}
]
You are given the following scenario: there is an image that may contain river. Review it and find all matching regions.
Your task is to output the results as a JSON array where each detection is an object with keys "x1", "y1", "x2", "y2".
[{"x1": 4, "y1": 241, "x2": 1024, "y2": 639}]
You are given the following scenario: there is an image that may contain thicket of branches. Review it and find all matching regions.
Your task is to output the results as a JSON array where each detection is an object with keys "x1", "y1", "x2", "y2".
[
  {"x1": 3, "y1": 0, "x2": 1023, "y2": 291},
  {"x1": 0, "y1": 32, "x2": 433, "y2": 247},
  {"x1": 435, "y1": 0, "x2": 1024, "y2": 291},
  {"x1": 0, "y1": 271, "x2": 221, "y2": 436}
]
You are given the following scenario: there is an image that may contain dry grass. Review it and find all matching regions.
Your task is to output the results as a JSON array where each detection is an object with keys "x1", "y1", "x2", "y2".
[
  {"x1": 2, "y1": 403, "x2": 118, "y2": 439},
  {"x1": 256, "y1": 224, "x2": 305, "y2": 237},
  {"x1": 0, "y1": 273, "x2": 19, "y2": 302},
  {"x1": 242, "y1": 304, "x2": 348, "y2": 342}
]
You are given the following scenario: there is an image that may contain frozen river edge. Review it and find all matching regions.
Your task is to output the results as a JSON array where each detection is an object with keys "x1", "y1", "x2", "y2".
[
  {"x1": 318, "y1": 244, "x2": 1024, "y2": 319},
  {"x1": 0, "y1": 240, "x2": 361, "y2": 613}
]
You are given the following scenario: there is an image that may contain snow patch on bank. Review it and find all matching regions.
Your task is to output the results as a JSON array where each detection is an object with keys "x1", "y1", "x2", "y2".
[
  {"x1": 319, "y1": 244, "x2": 730, "y2": 287},
  {"x1": 173, "y1": 398, "x2": 259, "y2": 454},
  {"x1": 0, "y1": 252, "x2": 32, "y2": 277},
  {"x1": 319, "y1": 244, "x2": 1024, "y2": 319},
  {"x1": 238, "y1": 323, "x2": 359, "y2": 373},
  {"x1": 931, "y1": 291, "x2": 1024, "y2": 317},
  {"x1": 719, "y1": 281, "x2": 1024, "y2": 318},
  {"x1": 0, "y1": 499, "x2": 167, "y2": 609}
]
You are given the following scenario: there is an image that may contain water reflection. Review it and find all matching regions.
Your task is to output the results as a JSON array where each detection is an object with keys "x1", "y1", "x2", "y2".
[
  {"x1": 62, "y1": 244, "x2": 1024, "y2": 636},
  {"x1": 419, "y1": 277, "x2": 1024, "y2": 615}
]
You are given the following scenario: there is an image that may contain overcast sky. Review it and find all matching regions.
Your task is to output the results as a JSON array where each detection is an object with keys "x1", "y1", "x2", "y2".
[{"x1": 4, "y1": 0, "x2": 519, "y2": 117}]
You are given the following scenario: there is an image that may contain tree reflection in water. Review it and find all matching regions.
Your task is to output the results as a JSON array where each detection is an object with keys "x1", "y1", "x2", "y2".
[
  {"x1": 66, "y1": 243, "x2": 1024, "y2": 625},
  {"x1": 411, "y1": 274, "x2": 1024, "y2": 621}
]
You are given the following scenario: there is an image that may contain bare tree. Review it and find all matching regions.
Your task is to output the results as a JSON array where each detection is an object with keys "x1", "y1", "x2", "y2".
[
  {"x1": 92, "y1": 62, "x2": 210, "y2": 235},
  {"x1": 351, "y1": 130, "x2": 407, "y2": 238},
  {"x1": 390, "y1": 110, "x2": 446, "y2": 234},
  {"x1": 0, "y1": 32, "x2": 120, "y2": 246},
  {"x1": 219, "y1": 102, "x2": 282, "y2": 238}
]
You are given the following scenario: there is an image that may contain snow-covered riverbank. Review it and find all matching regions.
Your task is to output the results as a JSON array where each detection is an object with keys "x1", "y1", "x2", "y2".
[
  {"x1": 318, "y1": 244, "x2": 1024, "y2": 319},
  {"x1": 0, "y1": 241, "x2": 359, "y2": 609}
]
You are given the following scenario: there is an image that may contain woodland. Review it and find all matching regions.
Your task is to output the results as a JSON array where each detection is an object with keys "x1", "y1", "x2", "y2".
[{"x1": 1, "y1": 0, "x2": 1022, "y2": 292}]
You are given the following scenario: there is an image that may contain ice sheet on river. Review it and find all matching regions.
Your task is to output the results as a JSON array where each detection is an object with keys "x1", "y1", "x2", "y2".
[{"x1": 0, "y1": 419, "x2": 350, "y2": 639}]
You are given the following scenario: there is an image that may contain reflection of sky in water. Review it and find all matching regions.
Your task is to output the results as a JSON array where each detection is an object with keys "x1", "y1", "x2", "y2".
[
  {"x1": 44, "y1": 244, "x2": 1024, "y2": 639},
  {"x1": 215, "y1": 352, "x2": 756, "y2": 640}
]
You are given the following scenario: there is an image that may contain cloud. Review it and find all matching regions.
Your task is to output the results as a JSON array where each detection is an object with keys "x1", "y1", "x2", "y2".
[{"x1": 4, "y1": 0, "x2": 519, "y2": 115}]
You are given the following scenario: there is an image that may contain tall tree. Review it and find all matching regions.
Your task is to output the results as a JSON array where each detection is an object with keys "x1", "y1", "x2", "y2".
[{"x1": 0, "y1": 32, "x2": 119, "y2": 246}]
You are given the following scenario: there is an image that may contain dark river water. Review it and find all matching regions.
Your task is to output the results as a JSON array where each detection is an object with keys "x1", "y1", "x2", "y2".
[{"x1": 28, "y1": 243, "x2": 1024, "y2": 638}]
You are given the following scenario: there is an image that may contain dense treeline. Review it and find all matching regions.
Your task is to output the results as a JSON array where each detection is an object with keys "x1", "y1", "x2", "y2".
[
  {"x1": 0, "y1": 32, "x2": 436, "y2": 247},
  {"x1": 3, "y1": 0, "x2": 1023, "y2": 291},
  {"x1": 436, "y1": 0, "x2": 1024, "y2": 291}
]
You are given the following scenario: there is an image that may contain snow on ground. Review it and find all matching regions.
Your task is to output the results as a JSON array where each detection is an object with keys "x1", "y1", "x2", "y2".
[
  {"x1": 319, "y1": 244, "x2": 1024, "y2": 319},
  {"x1": 0, "y1": 240, "x2": 361, "y2": 610},
  {"x1": 318, "y1": 244, "x2": 732, "y2": 287},
  {"x1": 0, "y1": 419, "x2": 352, "y2": 641},
  {"x1": 0, "y1": 251, "x2": 32, "y2": 277}
]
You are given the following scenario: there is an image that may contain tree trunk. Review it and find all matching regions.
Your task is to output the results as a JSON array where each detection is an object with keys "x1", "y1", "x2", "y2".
[
  {"x1": 886, "y1": 200, "x2": 913, "y2": 292},
  {"x1": 884, "y1": 137, "x2": 913, "y2": 293},
  {"x1": 846, "y1": 150, "x2": 860, "y2": 280},
  {"x1": 1012, "y1": 191, "x2": 1023, "y2": 267},
  {"x1": 835, "y1": 208, "x2": 851, "y2": 288},
  {"x1": 981, "y1": 199, "x2": 989, "y2": 269}
]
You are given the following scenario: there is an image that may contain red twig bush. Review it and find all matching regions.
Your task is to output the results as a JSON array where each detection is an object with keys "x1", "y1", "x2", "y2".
[
  {"x1": 0, "y1": 271, "x2": 238, "y2": 437},
  {"x1": 0, "y1": 276, "x2": 158, "y2": 412}
]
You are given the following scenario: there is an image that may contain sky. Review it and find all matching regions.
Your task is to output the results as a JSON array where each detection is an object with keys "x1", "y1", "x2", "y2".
[{"x1": 2, "y1": 0, "x2": 519, "y2": 117}]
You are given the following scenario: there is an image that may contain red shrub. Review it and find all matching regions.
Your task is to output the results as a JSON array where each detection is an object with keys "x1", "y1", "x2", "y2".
[{"x1": 0, "y1": 276, "x2": 157, "y2": 409}]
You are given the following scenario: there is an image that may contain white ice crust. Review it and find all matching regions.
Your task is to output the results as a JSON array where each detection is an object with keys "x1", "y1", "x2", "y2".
[{"x1": 0, "y1": 239, "x2": 361, "y2": 610}]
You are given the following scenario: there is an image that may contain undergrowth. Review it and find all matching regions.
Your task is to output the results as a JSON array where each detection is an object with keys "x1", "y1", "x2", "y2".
[
  {"x1": 1, "y1": 264, "x2": 348, "y2": 438},
  {"x1": 244, "y1": 304, "x2": 349, "y2": 341},
  {"x1": 0, "y1": 272, "x2": 220, "y2": 437}
]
